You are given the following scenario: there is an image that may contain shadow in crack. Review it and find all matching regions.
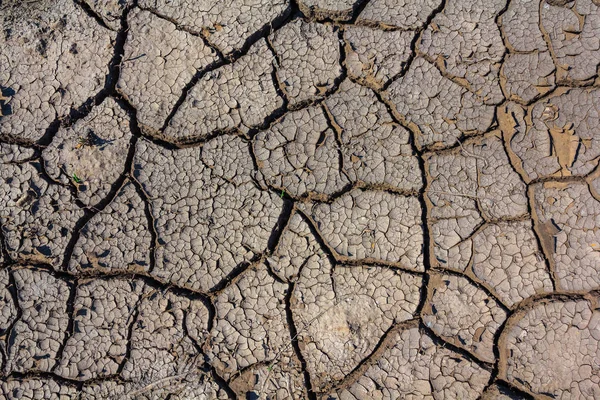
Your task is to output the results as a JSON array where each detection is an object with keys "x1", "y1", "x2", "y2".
[{"x1": 0, "y1": 86, "x2": 15, "y2": 117}]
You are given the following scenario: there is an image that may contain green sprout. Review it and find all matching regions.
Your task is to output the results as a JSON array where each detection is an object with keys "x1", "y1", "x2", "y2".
[
  {"x1": 72, "y1": 173, "x2": 82, "y2": 184},
  {"x1": 280, "y1": 190, "x2": 285, "y2": 198}
]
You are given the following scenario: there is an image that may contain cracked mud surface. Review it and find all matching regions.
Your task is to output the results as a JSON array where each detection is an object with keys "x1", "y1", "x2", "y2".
[{"x1": 1, "y1": 0, "x2": 600, "y2": 398}]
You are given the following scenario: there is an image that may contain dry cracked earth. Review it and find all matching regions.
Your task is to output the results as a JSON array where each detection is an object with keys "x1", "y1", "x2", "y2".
[{"x1": 0, "y1": 0, "x2": 600, "y2": 398}]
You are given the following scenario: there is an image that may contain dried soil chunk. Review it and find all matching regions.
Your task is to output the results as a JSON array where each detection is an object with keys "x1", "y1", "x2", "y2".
[
  {"x1": 5, "y1": 269, "x2": 69, "y2": 373},
  {"x1": 541, "y1": 0, "x2": 600, "y2": 82},
  {"x1": 0, "y1": 0, "x2": 115, "y2": 142},
  {"x1": 419, "y1": 0, "x2": 506, "y2": 106},
  {"x1": 138, "y1": 0, "x2": 290, "y2": 56},
  {"x1": 505, "y1": 89, "x2": 600, "y2": 180},
  {"x1": 325, "y1": 79, "x2": 421, "y2": 192},
  {"x1": 1, "y1": 379, "x2": 78, "y2": 400},
  {"x1": 423, "y1": 273, "x2": 507, "y2": 363},
  {"x1": 387, "y1": 57, "x2": 494, "y2": 149},
  {"x1": 330, "y1": 327, "x2": 491, "y2": 399},
  {"x1": 503, "y1": 299, "x2": 600, "y2": 399},
  {"x1": 164, "y1": 39, "x2": 282, "y2": 142},
  {"x1": 533, "y1": 182, "x2": 600, "y2": 291},
  {"x1": 501, "y1": 52, "x2": 556, "y2": 104},
  {"x1": 118, "y1": 9, "x2": 219, "y2": 132},
  {"x1": 344, "y1": 26, "x2": 415, "y2": 88},
  {"x1": 0, "y1": 269, "x2": 16, "y2": 370},
  {"x1": 82, "y1": 0, "x2": 133, "y2": 30},
  {"x1": 270, "y1": 20, "x2": 342, "y2": 106},
  {"x1": 54, "y1": 279, "x2": 147, "y2": 380},
  {"x1": 208, "y1": 263, "x2": 306, "y2": 399},
  {"x1": 0, "y1": 161, "x2": 83, "y2": 267},
  {"x1": 268, "y1": 212, "x2": 329, "y2": 282},
  {"x1": 42, "y1": 97, "x2": 132, "y2": 206},
  {"x1": 357, "y1": 0, "x2": 443, "y2": 30},
  {"x1": 121, "y1": 290, "x2": 209, "y2": 383},
  {"x1": 300, "y1": 190, "x2": 423, "y2": 270},
  {"x1": 297, "y1": 0, "x2": 362, "y2": 20},
  {"x1": 471, "y1": 221, "x2": 553, "y2": 306},
  {"x1": 133, "y1": 135, "x2": 282, "y2": 292},
  {"x1": 69, "y1": 181, "x2": 151, "y2": 274},
  {"x1": 480, "y1": 383, "x2": 529, "y2": 400},
  {"x1": 292, "y1": 259, "x2": 422, "y2": 390},
  {"x1": 254, "y1": 106, "x2": 349, "y2": 198},
  {"x1": 426, "y1": 133, "x2": 528, "y2": 271}
]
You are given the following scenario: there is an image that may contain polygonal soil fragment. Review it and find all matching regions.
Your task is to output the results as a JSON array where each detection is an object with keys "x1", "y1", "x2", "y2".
[
  {"x1": 426, "y1": 133, "x2": 528, "y2": 271},
  {"x1": 253, "y1": 105, "x2": 349, "y2": 198},
  {"x1": 1, "y1": 379, "x2": 78, "y2": 400},
  {"x1": 502, "y1": 299, "x2": 600, "y2": 399},
  {"x1": 0, "y1": 160, "x2": 84, "y2": 266},
  {"x1": 541, "y1": 0, "x2": 600, "y2": 82},
  {"x1": 501, "y1": 52, "x2": 556, "y2": 105},
  {"x1": 532, "y1": 182, "x2": 600, "y2": 291},
  {"x1": 69, "y1": 181, "x2": 152, "y2": 274},
  {"x1": 0, "y1": 269, "x2": 16, "y2": 370},
  {"x1": 501, "y1": 0, "x2": 547, "y2": 53},
  {"x1": 471, "y1": 221, "x2": 553, "y2": 306},
  {"x1": 5, "y1": 268, "x2": 70, "y2": 373},
  {"x1": 81, "y1": 375, "x2": 228, "y2": 399},
  {"x1": 270, "y1": 19, "x2": 342, "y2": 106},
  {"x1": 300, "y1": 189, "x2": 423, "y2": 270},
  {"x1": 82, "y1": 0, "x2": 133, "y2": 30},
  {"x1": 133, "y1": 135, "x2": 282, "y2": 292},
  {"x1": 357, "y1": 0, "x2": 443, "y2": 30},
  {"x1": 121, "y1": 290, "x2": 209, "y2": 383},
  {"x1": 292, "y1": 259, "x2": 422, "y2": 391},
  {"x1": 42, "y1": 97, "x2": 132, "y2": 206},
  {"x1": 325, "y1": 79, "x2": 422, "y2": 192},
  {"x1": 419, "y1": 0, "x2": 506, "y2": 106},
  {"x1": 164, "y1": 39, "x2": 282, "y2": 142},
  {"x1": 207, "y1": 263, "x2": 306, "y2": 399},
  {"x1": 387, "y1": 57, "x2": 495, "y2": 149},
  {"x1": 53, "y1": 278, "x2": 147, "y2": 381},
  {"x1": 0, "y1": 143, "x2": 35, "y2": 163},
  {"x1": 329, "y1": 326, "x2": 491, "y2": 399},
  {"x1": 298, "y1": 0, "x2": 363, "y2": 20},
  {"x1": 0, "y1": 0, "x2": 115, "y2": 142},
  {"x1": 268, "y1": 212, "x2": 330, "y2": 282},
  {"x1": 138, "y1": 0, "x2": 290, "y2": 56},
  {"x1": 480, "y1": 382, "x2": 529, "y2": 400},
  {"x1": 344, "y1": 26, "x2": 415, "y2": 88},
  {"x1": 423, "y1": 273, "x2": 507, "y2": 363},
  {"x1": 118, "y1": 9, "x2": 219, "y2": 132},
  {"x1": 503, "y1": 88, "x2": 600, "y2": 181}
]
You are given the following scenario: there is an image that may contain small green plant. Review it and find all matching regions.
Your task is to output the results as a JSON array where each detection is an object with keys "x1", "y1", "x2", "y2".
[
  {"x1": 280, "y1": 190, "x2": 285, "y2": 198},
  {"x1": 72, "y1": 173, "x2": 82, "y2": 184}
]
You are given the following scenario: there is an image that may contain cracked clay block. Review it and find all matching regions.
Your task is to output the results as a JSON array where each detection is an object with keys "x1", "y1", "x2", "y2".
[
  {"x1": 270, "y1": 19, "x2": 343, "y2": 106},
  {"x1": 133, "y1": 135, "x2": 282, "y2": 291},
  {"x1": 504, "y1": 88, "x2": 600, "y2": 181},
  {"x1": 422, "y1": 273, "x2": 507, "y2": 363},
  {"x1": 502, "y1": 299, "x2": 600, "y2": 399},
  {"x1": 299, "y1": 189, "x2": 423, "y2": 270},
  {"x1": 253, "y1": 105, "x2": 350, "y2": 198},
  {"x1": 164, "y1": 39, "x2": 282, "y2": 142},
  {"x1": 0, "y1": 0, "x2": 115, "y2": 142},
  {"x1": 357, "y1": 0, "x2": 443, "y2": 30},
  {"x1": 533, "y1": 182, "x2": 600, "y2": 292},
  {"x1": 329, "y1": 326, "x2": 491, "y2": 399},
  {"x1": 68, "y1": 181, "x2": 152, "y2": 274},
  {"x1": 208, "y1": 263, "x2": 306, "y2": 399},
  {"x1": 325, "y1": 79, "x2": 422, "y2": 192},
  {"x1": 1, "y1": 379, "x2": 78, "y2": 400},
  {"x1": 138, "y1": 0, "x2": 290, "y2": 56},
  {"x1": 118, "y1": 9, "x2": 219, "y2": 132},
  {"x1": 387, "y1": 57, "x2": 495, "y2": 150},
  {"x1": 5, "y1": 268, "x2": 70, "y2": 374},
  {"x1": 42, "y1": 97, "x2": 133, "y2": 207},
  {"x1": 0, "y1": 159, "x2": 84, "y2": 267}
]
